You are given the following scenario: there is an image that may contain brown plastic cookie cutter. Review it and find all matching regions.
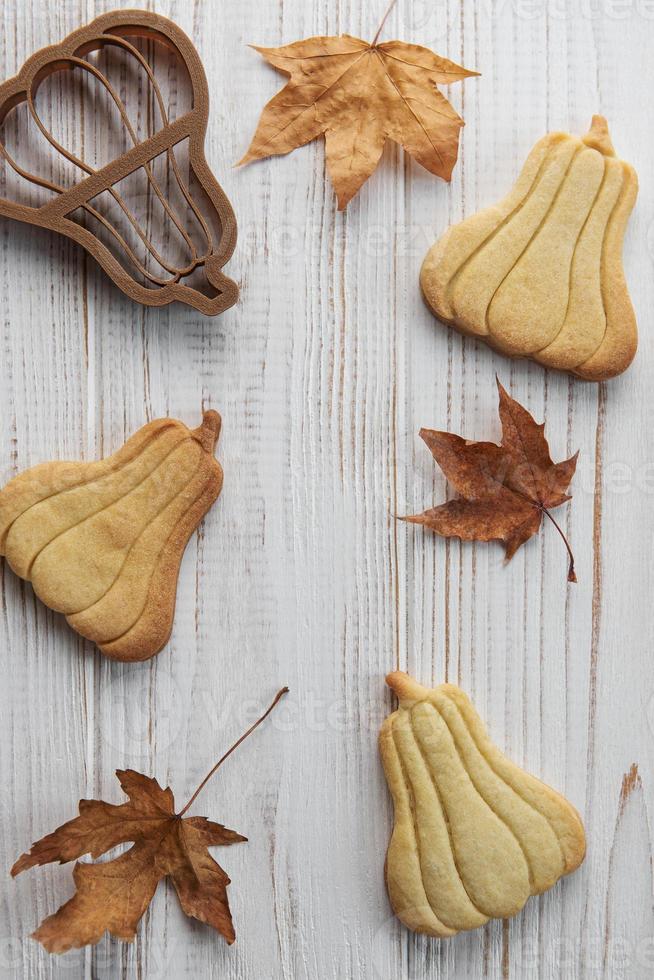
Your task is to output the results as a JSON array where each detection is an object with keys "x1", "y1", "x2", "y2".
[{"x1": 0, "y1": 9, "x2": 238, "y2": 315}]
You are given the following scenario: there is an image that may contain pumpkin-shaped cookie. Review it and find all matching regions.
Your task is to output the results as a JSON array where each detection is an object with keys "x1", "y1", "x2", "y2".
[
  {"x1": 379, "y1": 672, "x2": 585, "y2": 937},
  {"x1": 420, "y1": 116, "x2": 638, "y2": 380},
  {"x1": 0, "y1": 411, "x2": 223, "y2": 661}
]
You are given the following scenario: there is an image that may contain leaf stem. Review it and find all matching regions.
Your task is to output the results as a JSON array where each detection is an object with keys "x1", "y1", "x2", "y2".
[
  {"x1": 371, "y1": 0, "x2": 398, "y2": 45},
  {"x1": 542, "y1": 507, "x2": 576, "y2": 583},
  {"x1": 178, "y1": 687, "x2": 289, "y2": 817}
]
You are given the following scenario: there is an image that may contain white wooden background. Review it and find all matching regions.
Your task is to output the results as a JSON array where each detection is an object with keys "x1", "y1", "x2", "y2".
[{"x1": 0, "y1": 1, "x2": 652, "y2": 978}]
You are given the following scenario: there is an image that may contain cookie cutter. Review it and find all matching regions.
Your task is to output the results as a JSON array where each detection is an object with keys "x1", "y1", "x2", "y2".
[{"x1": 0, "y1": 9, "x2": 238, "y2": 315}]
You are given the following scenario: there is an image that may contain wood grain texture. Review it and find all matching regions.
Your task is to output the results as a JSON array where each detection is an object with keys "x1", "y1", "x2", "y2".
[{"x1": 0, "y1": 1, "x2": 652, "y2": 978}]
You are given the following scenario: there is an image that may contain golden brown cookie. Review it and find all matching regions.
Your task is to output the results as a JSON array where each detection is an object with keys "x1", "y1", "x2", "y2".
[
  {"x1": 0, "y1": 411, "x2": 223, "y2": 661},
  {"x1": 420, "y1": 116, "x2": 638, "y2": 380},
  {"x1": 379, "y1": 672, "x2": 585, "y2": 937}
]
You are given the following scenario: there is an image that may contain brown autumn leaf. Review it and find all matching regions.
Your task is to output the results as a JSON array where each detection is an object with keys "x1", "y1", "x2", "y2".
[
  {"x1": 238, "y1": 22, "x2": 479, "y2": 209},
  {"x1": 11, "y1": 688, "x2": 289, "y2": 954},
  {"x1": 403, "y1": 379, "x2": 579, "y2": 582}
]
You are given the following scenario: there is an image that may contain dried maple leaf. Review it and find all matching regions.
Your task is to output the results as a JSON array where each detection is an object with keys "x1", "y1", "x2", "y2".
[
  {"x1": 403, "y1": 379, "x2": 578, "y2": 582},
  {"x1": 238, "y1": 8, "x2": 479, "y2": 209},
  {"x1": 11, "y1": 687, "x2": 289, "y2": 954}
]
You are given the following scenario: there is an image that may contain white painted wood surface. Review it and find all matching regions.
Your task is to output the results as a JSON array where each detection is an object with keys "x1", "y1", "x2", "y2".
[{"x1": 0, "y1": 1, "x2": 652, "y2": 977}]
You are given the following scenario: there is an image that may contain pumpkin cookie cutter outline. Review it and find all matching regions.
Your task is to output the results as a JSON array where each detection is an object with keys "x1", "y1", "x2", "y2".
[{"x1": 0, "y1": 8, "x2": 238, "y2": 315}]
